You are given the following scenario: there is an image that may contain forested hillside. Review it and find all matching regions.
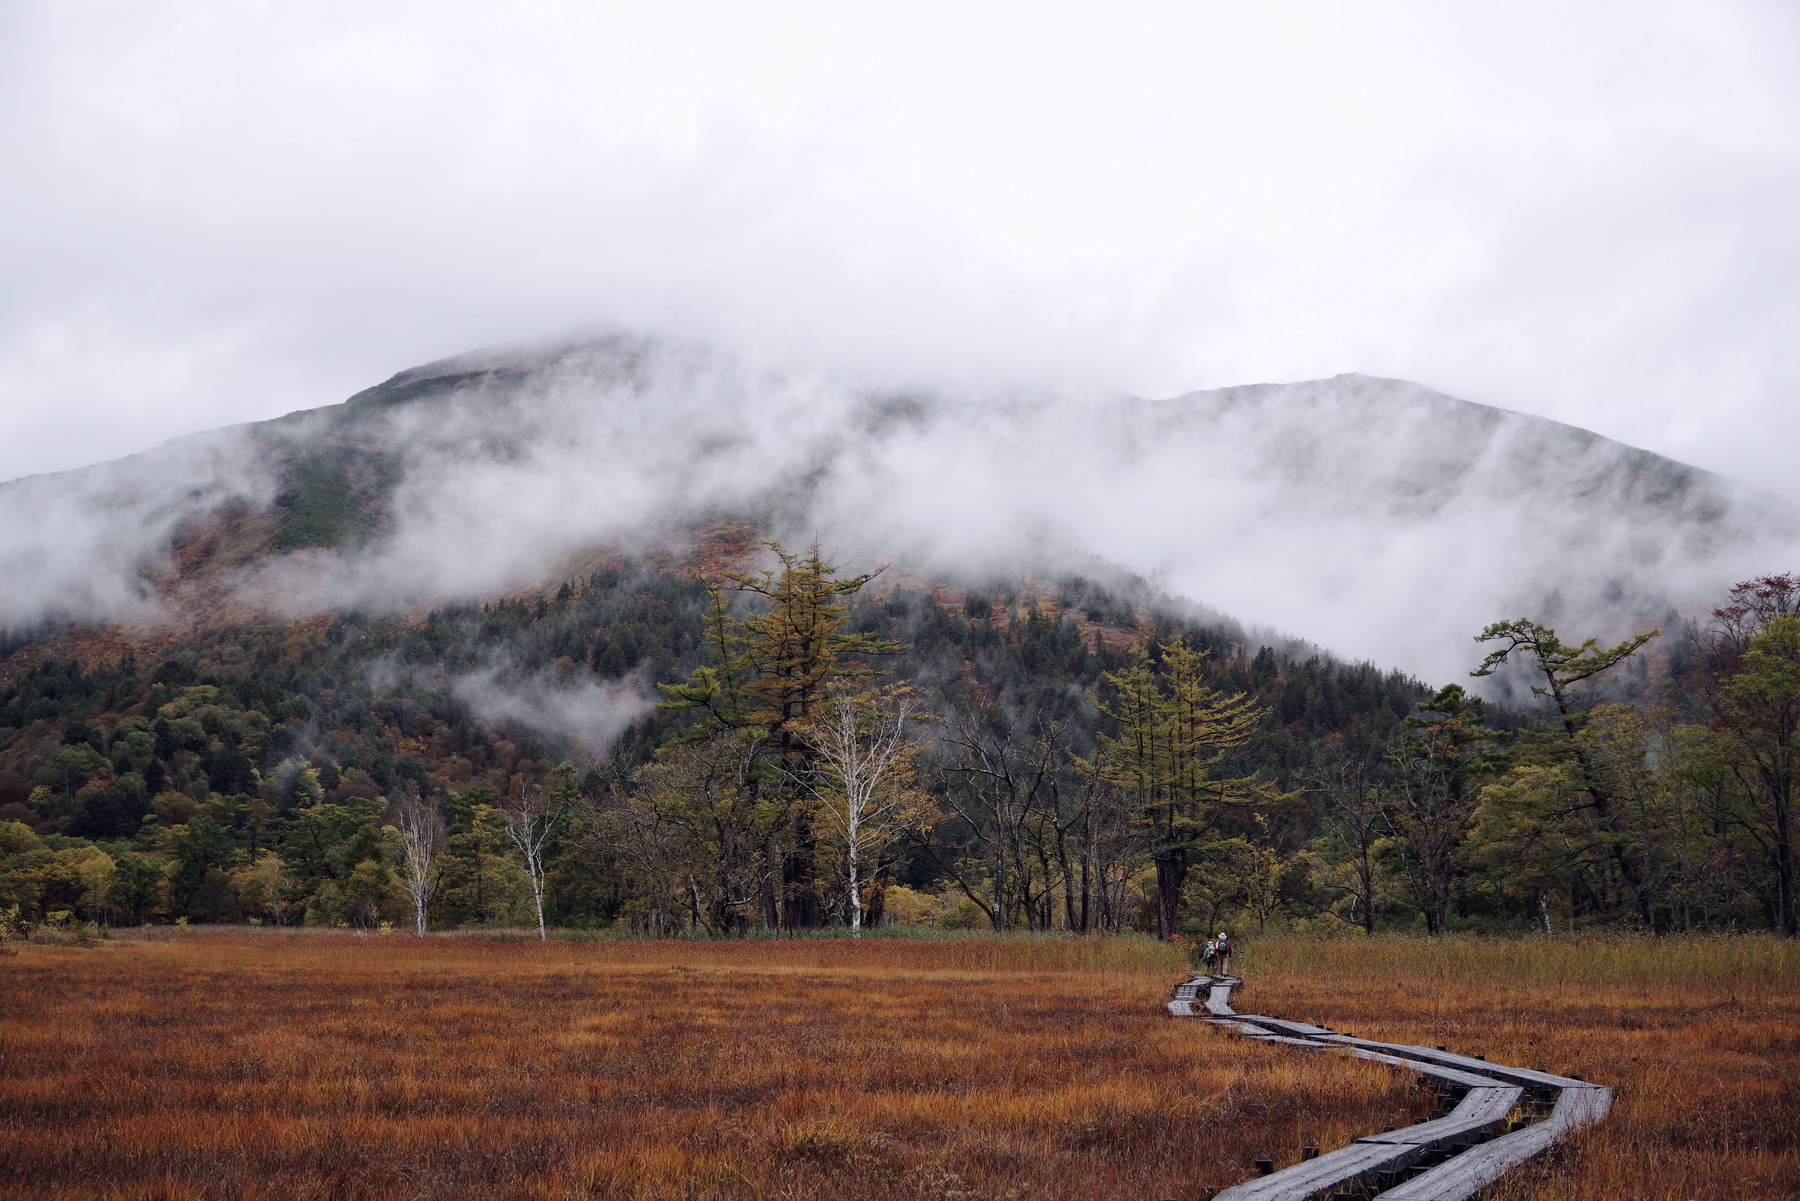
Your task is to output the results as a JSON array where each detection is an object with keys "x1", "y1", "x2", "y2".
[{"x1": 3, "y1": 514, "x2": 1794, "y2": 940}]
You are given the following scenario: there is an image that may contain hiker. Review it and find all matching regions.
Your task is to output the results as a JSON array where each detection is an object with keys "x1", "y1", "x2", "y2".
[
  {"x1": 1215, "y1": 932, "x2": 1233, "y2": 977},
  {"x1": 1202, "y1": 937, "x2": 1218, "y2": 974}
]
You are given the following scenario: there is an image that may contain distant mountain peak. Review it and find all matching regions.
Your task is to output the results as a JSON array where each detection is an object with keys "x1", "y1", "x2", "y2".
[{"x1": 2, "y1": 337, "x2": 1792, "y2": 682}]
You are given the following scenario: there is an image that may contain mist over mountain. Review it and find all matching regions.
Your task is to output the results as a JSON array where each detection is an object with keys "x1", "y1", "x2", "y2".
[{"x1": 3, "y1": 335, "x2": 1793, "y2": 683}]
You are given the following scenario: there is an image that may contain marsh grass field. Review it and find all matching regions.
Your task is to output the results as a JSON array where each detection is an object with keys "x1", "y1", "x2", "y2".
[
  {"x1": 1245, "y1": 937, "x2": 1800, "y2": 1200},
  {"x1": 1, "y1": 931, "x2": 1795, "y2": 1200}
]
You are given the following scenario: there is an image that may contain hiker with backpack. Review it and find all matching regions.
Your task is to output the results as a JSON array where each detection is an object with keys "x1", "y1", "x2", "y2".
[{"x1": 1214, "y1": 932, "x2": 1233, "y2": 977}]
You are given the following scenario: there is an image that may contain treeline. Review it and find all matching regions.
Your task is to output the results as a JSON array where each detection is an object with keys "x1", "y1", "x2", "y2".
[{"x1": 3, "y1": 541, "x2": 1792, "y2": 940}]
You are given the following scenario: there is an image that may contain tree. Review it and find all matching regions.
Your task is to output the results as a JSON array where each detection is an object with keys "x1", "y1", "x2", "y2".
[
  {"x1": 659, "y1": 543, "x2": 900, "y2": 740},
  {"x1": 1306, "y1": 741, "x2": 1384, "y2": 934},
  {"x1": 438, "y1": 794, "x2": 520, "y2": 926},
  {"x1": 106, "y1": 851, "x2": 169, "y2": 925},
  {"x1": 584, "y1": 748, "x2": 735, "y2": 937},
  {"x1": 1467, "y1": 762, "x2": 1581, "y2": 933},
  {"x1": 281, "y1": 796, "x2": 387, "y2": 923},
  {"x1": 618, "y1": 734, "x2": 782, "y2": 935},
  {"x1": 658, "y1": 542, "x2": 902, "y2": 928},
  {"x1": 1706, "y1": 573, "x2": 1800, "y2": 658},
  {"x1": 1710, "y1": 616, "x2": 1800, "y2": 935},
  {"x1": 169, "y1": 814, "x2": 239, "y2": 917},
  {"x1": 923, "y1": 711, "x2": 1075, "y2": 933},
  {"x1": 1238, "y1": 811, "x2": 1298, "y2": 936},
  {"x1": 1473, "y1": 618, "x2": 1659, "y2": 922},
  {"x1": 232, "y1": 853, "x2": 302, "y2": 926},
  {"x1": 1375, "y1": 684, "x2": 1493, "y2": 934},
  {"x1": 1091, "y1": 640, "x2": 1264, "y2": 939},
  {"x1": 501, "y1": 767, "x2": 573, "y2": 940},
  {"x1": 793, "y1": 683, "x2": 934, "y2": 934},
  {"x1": 394, "y1": 795, "x2": 444, "y2": 937}
]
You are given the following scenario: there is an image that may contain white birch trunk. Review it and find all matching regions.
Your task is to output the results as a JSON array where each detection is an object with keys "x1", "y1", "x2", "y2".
[
  {"x1": 502, "y1": 790, "x2": 557, "y2": 940},
  {"x1": 797, "y1": 687, "x2": 926, "y2": 938},
  {"x1": 397, "y1": 798, "x2": 443, "y2": 938}
]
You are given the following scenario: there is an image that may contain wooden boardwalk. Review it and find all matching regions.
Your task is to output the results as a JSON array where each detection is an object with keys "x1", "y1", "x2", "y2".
[{"x1": 1167, "y1": 975, "x2": 1610, "y2": 1200}]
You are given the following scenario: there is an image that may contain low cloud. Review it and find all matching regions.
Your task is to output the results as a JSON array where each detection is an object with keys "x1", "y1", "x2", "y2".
[
  {"x1": 0, "y1": 426, "x2": 274, "y2": 630},
  {"x1": 6, "y1": 338, "x2": 1792, "y2": 685},
  {"x1": 452, "y1": 659, "x2": 655, "y2": 760}
]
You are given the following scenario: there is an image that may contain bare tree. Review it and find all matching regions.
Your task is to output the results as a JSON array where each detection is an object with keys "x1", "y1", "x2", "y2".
[
  {"x1": 395, "y1": 795, "x2": 445, "y2": 938},
  {"x1": 577, "y1": 735, "x2": 779, "y2": 936},
  {"x1": 1307, "y1": 744, "x2": 1384, "y2": 934},
  {"x1": 923, "y1": 712, "x2": 1073, "y2": 932},
  {"x1": 794, "y1": 683, "x2": 934, "y2": 935},
  {"x1": 501, "y1": 769, "x2": 567, "y2": 941}
]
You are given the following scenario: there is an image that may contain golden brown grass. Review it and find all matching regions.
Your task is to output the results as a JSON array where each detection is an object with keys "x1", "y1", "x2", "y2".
[
  {"x1": 1, "y1": 931, "x2": 1403, "y2": 1200},
  {"x1": 1244, "y1": 936, "x2": 1800, "y2": 1201}
]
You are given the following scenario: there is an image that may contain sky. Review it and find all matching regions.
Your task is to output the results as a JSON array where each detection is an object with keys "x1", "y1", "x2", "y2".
[{"x1": 1, "y1": 1, "x2": 1798, "y2": 495}]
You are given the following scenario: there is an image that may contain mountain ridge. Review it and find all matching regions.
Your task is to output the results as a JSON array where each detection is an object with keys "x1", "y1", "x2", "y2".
[{"x1": 1, "y1": 337, "x2": 1792, "y2": 682}]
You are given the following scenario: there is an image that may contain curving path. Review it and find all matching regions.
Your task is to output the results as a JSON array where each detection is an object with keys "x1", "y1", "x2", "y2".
[{"x1": 1167, "y1": 975, "x2": 1611, "y2": 1200}]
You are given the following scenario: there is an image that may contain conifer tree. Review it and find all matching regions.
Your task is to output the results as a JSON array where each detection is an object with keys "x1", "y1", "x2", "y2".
[
  {"x1": 1089, "y1": 639, "x2": 1264, "y2": 938},
  {"x1": 657, "y1": 542, "x2": 902, "y2": 927},
  {"x1": 1474, "y1": 619, "x2": 1659, "y2": 922}
]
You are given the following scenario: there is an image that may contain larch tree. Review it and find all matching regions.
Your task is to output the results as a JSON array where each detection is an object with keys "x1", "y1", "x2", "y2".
[
  {"x1": 1090, "y1": 639, "x2": 1264, "y2": 939},
  {"x1": 657, "y1": 542, "x2": 903, "y2": 928}
]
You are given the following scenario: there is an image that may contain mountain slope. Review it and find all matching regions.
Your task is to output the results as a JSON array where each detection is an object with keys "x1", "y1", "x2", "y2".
[{"x1": 1, "y1": 336, "x2": 1793, "y2": 681}]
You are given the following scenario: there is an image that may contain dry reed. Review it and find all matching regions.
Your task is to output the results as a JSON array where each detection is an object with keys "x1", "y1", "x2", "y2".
[
  {"x1": 2, "y1": 930, "x2": 1404, "y2": 1200},
  {"x1": 1244, "y1": 935, "x2": 1800, "y2": 1201}
]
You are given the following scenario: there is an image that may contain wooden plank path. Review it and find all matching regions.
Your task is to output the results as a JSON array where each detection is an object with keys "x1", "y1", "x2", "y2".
[{"x1": 1166, "y1": 974, "x2": 1612, "y2": 1200}]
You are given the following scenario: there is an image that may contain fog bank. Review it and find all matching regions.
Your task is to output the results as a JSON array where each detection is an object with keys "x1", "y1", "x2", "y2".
[{"x1": 3, "y1": 337, "x2": 1793, "y2": 684}]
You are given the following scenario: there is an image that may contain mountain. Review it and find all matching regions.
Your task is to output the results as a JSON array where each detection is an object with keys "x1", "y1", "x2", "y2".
[
  {"x1": 5, "y1": 335, "x2": 1795, "y2": 937},
  {"x1": 2, "y1": 335, "x2": 1794, "y2": 681}
]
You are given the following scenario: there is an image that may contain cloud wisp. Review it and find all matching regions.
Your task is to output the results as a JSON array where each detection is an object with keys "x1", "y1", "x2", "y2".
[{"x1": 452, "y1": 660, "x2": 654, "y2": 763}]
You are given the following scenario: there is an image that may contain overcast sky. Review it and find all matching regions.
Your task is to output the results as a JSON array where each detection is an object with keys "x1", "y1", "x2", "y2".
[{"x1": 2, "y1": 2, "x2": 1797, "y2": 494}]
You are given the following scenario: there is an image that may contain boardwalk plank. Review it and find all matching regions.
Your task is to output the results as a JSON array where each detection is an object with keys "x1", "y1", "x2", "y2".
[
  {"x1": 1212, "y1": 1140, "x2": 1422, "y2": 1200},
  {"x1": 1335, "y1": 1046, "x2": 1508, "y2": 1090},
  {"x1": 1379, "y1": 1086, "x2": 1612, "y2": 1201},
  {"x1": 1230, "y1": 1015, "x2": 1338, "y2": 1037},
  {"x1": 1167, "y1": 974, "x2": 1609, "y2": 1201},
  {"x1": 1313, "y1": 1035, "x2": 1585, "y2": 1091},
  {"x1": 1358, "y1": 1085, "x2": 1521, "y2": 1149}
]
